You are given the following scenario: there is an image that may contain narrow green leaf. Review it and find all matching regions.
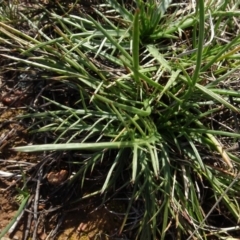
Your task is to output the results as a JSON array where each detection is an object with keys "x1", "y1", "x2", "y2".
[
  {"x1": 196, "y1": 83, "x2": 240, "y2": 114},
  {"x1": 191, "y1": 0, "x2": 204, "y2": 87},
  {"x1": 132, "y1": 144, "x2": 138, "y2": 183},
  {"x1": 132, "y1": 9, "x2": 140, "y2": 84},
  {"x1": 14, "y1": 137, "x2": 156, "y2": 152}
]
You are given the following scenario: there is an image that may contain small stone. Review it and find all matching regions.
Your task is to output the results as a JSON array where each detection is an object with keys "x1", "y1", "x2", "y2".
[{"x1": 47, "y1": 170, "x2": 68, "y2": 186}]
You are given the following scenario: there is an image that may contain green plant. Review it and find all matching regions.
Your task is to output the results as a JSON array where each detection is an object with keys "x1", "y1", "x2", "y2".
[
  {"x1": 0, "y1": 0, "x2": 18, "y2": 22},
  {"x1": 1, "y1": 0, "x2": 240, "y2": 239}
]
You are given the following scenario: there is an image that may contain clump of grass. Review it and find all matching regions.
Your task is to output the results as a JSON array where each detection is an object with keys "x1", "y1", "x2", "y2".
[{"x1": 1, "y1": 0, "x2": 240, "y2": 239}]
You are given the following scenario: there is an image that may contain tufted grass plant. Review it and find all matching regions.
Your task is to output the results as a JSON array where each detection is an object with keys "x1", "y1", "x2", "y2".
[{"x1": 1, "y1": 0, "x2": 240, "y2": 239}]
